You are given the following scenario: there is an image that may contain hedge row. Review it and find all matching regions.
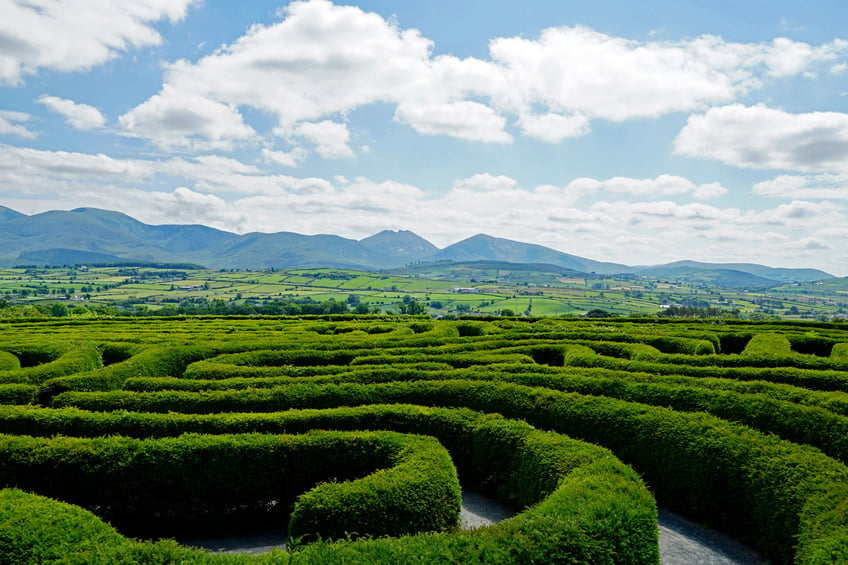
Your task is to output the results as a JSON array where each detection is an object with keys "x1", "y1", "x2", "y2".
[
  {"x1": 50, "y1": 379, "x2": 848, "y2": 563},
  {"x1": 0, "y1": 351, "x2": 20, "y2": 371},
  {"x1": 43, "y1": 345, "x2": 213, "y2": 393},
  {"x1": 564, "y1": 348, "x2": 848, "y2": 391},
  {"x1": 0, "y1": 385, "x2": 37, "y2": 405},
  {"x1": 124, "y1": 365, "x2": 453, "y2": 392},
  {"x1": 181, "y1": 360, "x2": 452, "y2": 382},
  {"x1": 0, "y1": 429, "x2": 459, "y2": 543},
  {"x1": 0, "y1": 403, "x2": 658, "y2": 564},
  {"x1": 0, "y1": 346, "x2": 102, "y2": 386}
]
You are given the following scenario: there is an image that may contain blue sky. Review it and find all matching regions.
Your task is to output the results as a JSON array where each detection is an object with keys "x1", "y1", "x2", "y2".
[{"x1": 1, "y1": 1, "x2": 848, "y2": 274}]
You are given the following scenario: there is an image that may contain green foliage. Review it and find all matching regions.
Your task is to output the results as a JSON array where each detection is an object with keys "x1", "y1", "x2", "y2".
[
  {"x1": 743, "y1": 333, "x2": 794, "y2": 357},
  {"x1": 0, "y1": 430, "x2": 458, "y2": 543},
  {"x1": 0, "y1": 351, "x2": 21, "y2": 371},
  {"x1": 3, "y1": 316, "x2": 848, "y2": 563},
  {"x1": 0, "y1": 345, "x2": 101, "y2": 386}
]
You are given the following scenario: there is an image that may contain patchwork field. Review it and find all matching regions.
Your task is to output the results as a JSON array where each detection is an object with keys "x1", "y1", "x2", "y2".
[
  {"x1": 2, "y1": 264, "x2": 847, "y2": 320},
  {"x1": 2, "y1": 315, "x2": 848, "y2": 563}
]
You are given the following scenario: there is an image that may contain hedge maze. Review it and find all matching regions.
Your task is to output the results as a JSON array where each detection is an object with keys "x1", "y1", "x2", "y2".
[{"x1": 2, "y1": 316, "x2": 848, "y2": 563}]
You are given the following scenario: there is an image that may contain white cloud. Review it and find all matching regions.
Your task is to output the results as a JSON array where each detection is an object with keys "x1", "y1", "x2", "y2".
[
  {"x1": 753, "y1": 174, "x2": 848, "y2": 199},
  {"x1": 118, "y1": 2, "x2": 848, "y2": 151},
  {"x1": 452, "y1": 173, "x2": 519, "y2": 192},
  {"x1": 563, "y1": 174, "x2": 728, "y2": 200},
  {"x1": 118, "y1": 87, "x2": 256, "y2": 151},
  {"x1": 674, "y1": 104, "x2": 848, "y2": 172},
  {"x1": 487, "y1": 30, "x2": 848, "y2": 122},
  {"x1": 294, "y1": 121, "x2": 355, "y2": 159},
  {"x1": 0, "y1": 110, "x2": 36, "y2": 138},
  {"x1": 394, "y1": 100, "x2": 512, "y2": 143},
  {"x1": 262, "y1": 147, "x2": 308, "y2": 168},
  {"x1": 36, "y1": 95, "x2": 106, "y2": 130},
  {"x1": 516, "y1": 112, "x2": 590, "y2": 143},
  {"x1": 0, "y1": 0, "x2": 197, "y2": 86}
]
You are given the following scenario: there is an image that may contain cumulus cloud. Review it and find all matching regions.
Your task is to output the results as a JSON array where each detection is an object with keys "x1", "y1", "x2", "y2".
[
  {"x1": 516, "y1": 112, "x2": 590, "y2": 143},
  {"x1": 563, "y1": 174, "x2": 728, "y2": 200},
  {"x1": 294, "y1": 121, "x2": 355, "y2": 159},
  {"x1": 116, "y1": 1, "x2": 848, "y2": 151},
  {"x1": 0, "y1": 0, "x2": 197, "y2": 86},
  {"x1": 0, "y1": 110, "x2": 36, "y2": 138},
  {"x1": 753, "y1": 174, "x2": 848, "y2": 199},
  {"x1": 452, "y1": 173, "x2": 519, "y2": 192},
  {"x1": 394, "y1": 101, "x2": 512, "y2": 143},
  {"x1": 36, "y1": 95, "x2": 106, "y2": 130},
  {"x1": 674, "y1": 104, "x2": 848, "y2": 172},
  {"x1": 262, "y1": 147, "x2": 308, "y2": 168},
  {"x1": 118, "y1": 87, "x2": 256, "y2": 151}
]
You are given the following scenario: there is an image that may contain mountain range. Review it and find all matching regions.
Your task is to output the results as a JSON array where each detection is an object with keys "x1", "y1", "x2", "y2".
[{"x1": 0, "y1": 206, "x2": 833, "y2": 285}]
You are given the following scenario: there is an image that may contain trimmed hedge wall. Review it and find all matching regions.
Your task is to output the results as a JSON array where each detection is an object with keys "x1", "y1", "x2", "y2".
[
  {"x1": 0, "y1": 351, "x2": 20, "y2": 371},
  {"x1": 0, "y1": 403, "x2": 657, "y2": 564},
  {"x1": 49, "y1": 379, "x2": 846, "y2": 563},
  {"x1": 0, "y1": 346, "x2": 101, "y2": 386},
  {"x1": 0, "y1": 429, "x2": 459, "y2": 543},
  {"x1": 43, "y1": 345, "x2": 213, "y2": 393}
]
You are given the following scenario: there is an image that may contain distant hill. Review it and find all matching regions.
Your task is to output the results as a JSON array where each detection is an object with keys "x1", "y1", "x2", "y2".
[
  {"x1": 0, "y1": 206, "x2": 833, "y2": 284},
  {"x1": 359, "y1": 230, "x2": 439, "y2": 262},
  {"x1": 639, "y1": 260, "x2": 831, "y2": 285},
  {"x1": 0, "y1": 206, "x2": 25, "y2": 221},
  {"x1": 632, "y1": 266, "x2": 779, "y2": 289},
  {"x1": 430, "y1": 234, "x2": 629, "y2": 274}
]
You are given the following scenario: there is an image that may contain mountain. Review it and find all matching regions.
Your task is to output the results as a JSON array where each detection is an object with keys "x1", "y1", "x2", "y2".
[
  {"x1": 0, "y1": 207, "x2": 433, "y2": 270},
  {"x1": 0, "y1": 206, "x2": 25, "y2": 221},
  {"x1": 359, "y1": 230, "x2": 439, "y2": 262},
  {"x1": 0, "y1": 207, "x2": 833, "y2": 284},
  {"x1": 632, "y1": 266, "x2": 779, "y2": 289},
  {"x1": 429, "y1": 234, "x2": 629, "y2": 274},
  {"x1": 638, "y1": 260, "x2": 831, "y2": 284}
]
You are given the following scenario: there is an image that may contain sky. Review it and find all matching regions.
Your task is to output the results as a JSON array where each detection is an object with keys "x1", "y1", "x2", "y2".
[{"x1": 1, "y1": 1, "x2": 848, "y2": 275}]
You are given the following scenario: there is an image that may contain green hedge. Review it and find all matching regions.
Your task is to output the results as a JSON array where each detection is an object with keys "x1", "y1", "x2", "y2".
[
  {"x1": 0, "y1": 404, "x2": 657, "y2": 564},
  {"x1": 43, "y1": 345, "x2": 213, "y2": 393},
  {"x1": 0, "y1": 385, "x2": 37, "y2": 405},
  {"x1": 832, "y1": 343, "x2": 848, "y2": 359},
  {"x1": 0, "y1": 346, "x2": 102, "y2": 386},
  {"x1": 349, "y1": 352, "x2": 535, "y2": 368},
  {"x1": 0, "y1": 351, "x2": 20, "y2": 371},
  {"x1": 57, "y1": 380, "x2": 847, "y2": 563},
  {"x1": 0, "y1": 429, "x2": 458, "y2": 542}
]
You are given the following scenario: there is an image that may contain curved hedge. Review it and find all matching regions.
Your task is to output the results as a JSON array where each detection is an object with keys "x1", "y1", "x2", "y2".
[
  {"x1": 3, "y1": 316, "x2": 848, "y2": 563},
  {"x1": 0, "y1": 351, "x2": 20, "y2": 371},
  {"x1": 0, "y1": 404, "x2": 657, "y2": 564},
  {"x1": 0, "y1": 429, "x2": 459, "y2": 543},
  {"x1": 0, "y1": 346, "x2": 101, "y2": 386}
]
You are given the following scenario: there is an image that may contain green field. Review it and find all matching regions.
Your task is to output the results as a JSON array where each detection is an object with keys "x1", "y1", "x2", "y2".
[
  {"x1": 2, "y1": 316, "x2": 848, "y2": 563},
  {"x1": 1, "y1": 264, "x2": 847, "y2": 320}
]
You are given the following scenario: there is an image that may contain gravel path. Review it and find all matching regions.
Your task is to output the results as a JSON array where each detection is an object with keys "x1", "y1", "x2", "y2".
[{"x1": 182, "y1": 492, "x2": 768, "y2": 564}]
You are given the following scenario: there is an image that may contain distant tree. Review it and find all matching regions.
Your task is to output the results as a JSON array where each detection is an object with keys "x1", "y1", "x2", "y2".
[
  {"x1": 585, "y1": 308, "x2": 614, "y2": 318},
  {"x1": 50, "y1": 303, "x2": 68, "y2": 317},
  {"x1": 354, "y1": 303, "x2": 370, "y2": 315},
  {"x1": 499, "y1": 308, "x2": 515, "y2": 316},
  {"x1": 398, "y1": 298, "x2": 426, "y2": 315}
]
